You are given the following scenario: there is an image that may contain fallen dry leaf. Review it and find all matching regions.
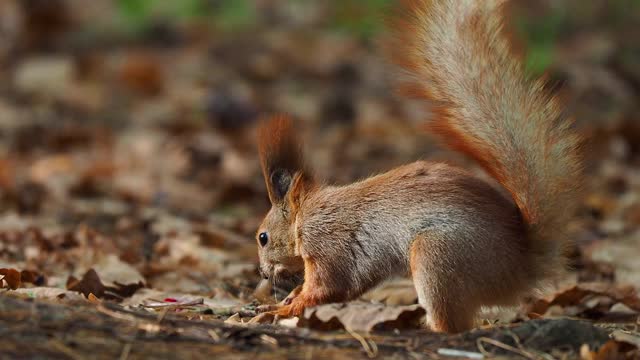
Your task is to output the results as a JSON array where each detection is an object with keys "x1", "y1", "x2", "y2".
[
  {"x1": 92, "y1": 254, "x2": 146, "y2": 286},
  {"x1": 87, "y1": 293, "x2": 101, "y2": 304},
  {"x1": 118, "y1": 53, "x2": 164, "y2": 96},
  {"x1": 248, "y1": 312, "x2": 276, "y2": 325},
  {"x1": 529, "y1": 283, "x2": 640, "y2": 317},
  {"x1": 225, "y1": 313, "x2": 243, "y2": 324},
  {"x1": 19, "y1": 269, "x2": 39, "y2": 284},
  {"x1": 277, "y1": 317, "x2": 299, "y2": 328},
  {"x1": 360, "y1": 278, "x2": 417, "y2": 306},
  {"x1": 13, "y1": 287, "x2": 86, "y2": 301},
  {"x1": 0, "y1": 268, "x2": 42, "y2": 290},
  {"x1": 299, "y1": 302, "x2": 425, "y2": 332},
  {"x1": 141, "y1": 297, "x2": 204, "y2": 309},
  {"x1": 587, "y1": 235, "x2": 640, "y2": 286},
  {"x1": 0, "y1": 268, "x2": 21, "y2": 289},
  {"x1": 67, "y1": 269, "x2": 144, "y2": 301},
  {"x1": 67, "y1": 269, "x2": 107, "y2": 298},
  {"x1": 611, "y1": 331, "x2": 640, "y2": 348},
  {"x1": 120, "y1": 288, "x2": 245, "y2": 317}
]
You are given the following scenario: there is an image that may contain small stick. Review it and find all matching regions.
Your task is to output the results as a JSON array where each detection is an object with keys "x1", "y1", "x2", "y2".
[
  {"x1": 345, "y1": 327, "x2": 378, "y2": 358},
  {"x1": 119, "y1": 343, "x2": 132, "y2": 360},
  {"x1": 437, "y1": 348, "x2": 484, "y2": 359},
  {"x1": 476, "y1": 337, "x2": 536, "y2": 359}
]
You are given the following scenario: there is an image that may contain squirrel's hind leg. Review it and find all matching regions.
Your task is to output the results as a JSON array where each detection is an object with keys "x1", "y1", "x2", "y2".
[{"x1": 410, "y1": 233, "x2": 477, "y2": 333}]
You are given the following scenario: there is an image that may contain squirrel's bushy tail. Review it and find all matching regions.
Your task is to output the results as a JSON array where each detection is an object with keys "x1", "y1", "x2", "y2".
[{"x1": 388, "y1": 0, "x2": 582, "y2": 282}]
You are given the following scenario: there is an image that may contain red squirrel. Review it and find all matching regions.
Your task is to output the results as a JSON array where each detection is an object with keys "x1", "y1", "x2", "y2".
[{"x1": 254, "y1": 0, "x2": 582, "y2": 333}]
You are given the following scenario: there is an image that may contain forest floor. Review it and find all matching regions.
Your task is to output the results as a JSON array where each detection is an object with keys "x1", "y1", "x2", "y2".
[{"x1": 0, "y1": 1, "x2": 639, "y2": 359}]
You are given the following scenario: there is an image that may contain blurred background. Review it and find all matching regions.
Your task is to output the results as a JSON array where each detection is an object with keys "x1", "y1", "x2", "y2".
[{"x1": 0, "y1": 0, "x2": 639, "y2": 302}]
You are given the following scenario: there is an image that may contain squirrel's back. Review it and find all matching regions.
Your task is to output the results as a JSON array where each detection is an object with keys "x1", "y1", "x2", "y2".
[{"x1": 298, "y1": 161, "x2": 530, "y2": 302}]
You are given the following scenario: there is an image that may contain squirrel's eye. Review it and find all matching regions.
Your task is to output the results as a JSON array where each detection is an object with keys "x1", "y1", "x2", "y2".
[{"x1": 258, "y1": 232, "x2": 269, "y2": 247}]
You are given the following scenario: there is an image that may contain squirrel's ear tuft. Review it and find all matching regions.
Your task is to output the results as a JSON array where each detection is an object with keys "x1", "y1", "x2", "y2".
[{"x1": 258, "y1": 115, "x2": 309, "y2": 205}]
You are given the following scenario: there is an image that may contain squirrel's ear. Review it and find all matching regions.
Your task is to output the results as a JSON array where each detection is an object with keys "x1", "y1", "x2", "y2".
[
  {"x1": 258, "y1": 115, "x2": 308, "y2": 205},
  {"x1": 288, "y1": 172, "x2": 315, "y2": 216},
  {"x1": 269, "y1": 168, "x2": 293, "y2": 203}
]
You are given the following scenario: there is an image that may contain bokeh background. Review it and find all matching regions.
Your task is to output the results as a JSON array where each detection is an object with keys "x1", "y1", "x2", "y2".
[{"x1": 0, "y1": 0, "x2": 639, "y2": 321}]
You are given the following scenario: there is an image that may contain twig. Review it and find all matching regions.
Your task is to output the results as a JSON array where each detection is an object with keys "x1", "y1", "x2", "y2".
[
  {"x1": 437, "y1": 348, "x2": 484, "y2": 359},
  {"x1": 49, "y1": 340, "x2": 84, "y2": 360},
  {"x1": 118, "y1": 343, "x2": 132, "y2": 360},
  {"x1": 96, "y1": 304, "x2": 140, "y2": 323},
  {"x1": 207, "y1": 329, "x2": 220, "y2": 342},
  {"x1": 504, "y1": 329, "x2": 555, "y2": 360},
  {"x1": 345, "y1": 327, "x2": 378, "y2": 358},
  {"x1": 156, "y1": 308, "x2": 169, "y2": 324},
  {"x1": 260, "y1": 334, "x2": 279, "y2": 347},
  {"x1": 476, "y1": 337, "x2": 537, "y2": 359},
  {"x1": 96, "y1": 304, "x2": 161, "y2": 333},
  {"x1": 142, "y1": 298, "x2": 204, "y2": 309},
  {"x1": 475, "y1": 327, "x2": 556, "y2": 360}
]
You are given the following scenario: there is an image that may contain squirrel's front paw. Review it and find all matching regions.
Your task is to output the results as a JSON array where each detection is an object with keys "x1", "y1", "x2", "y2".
[
  {"x1": 268, "y1": 295, "x2": 309, "y2": 318},
  {"x1": 256, "y1": 304, "x2": 294, "y2": 317},
  {"x1": 256, "y1": 285, "x2": 303, "y2": 313},
  {"x1": 267, "y1": 304, "x2": 297, "y2": 318}
]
